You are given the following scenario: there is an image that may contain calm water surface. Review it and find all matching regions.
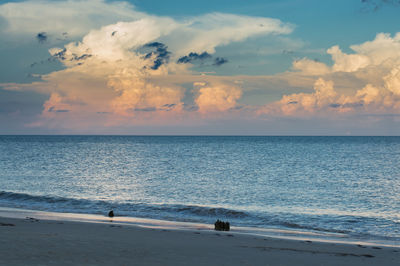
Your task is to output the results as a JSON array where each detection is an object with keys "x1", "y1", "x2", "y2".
[{"x1": 0, "y1": 136, "x2": 399, "y2": 243}]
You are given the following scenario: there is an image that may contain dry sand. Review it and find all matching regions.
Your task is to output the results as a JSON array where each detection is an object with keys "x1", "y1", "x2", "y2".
[{"x1": 0, "y1": 216, "x2": 399, "y2": 266}]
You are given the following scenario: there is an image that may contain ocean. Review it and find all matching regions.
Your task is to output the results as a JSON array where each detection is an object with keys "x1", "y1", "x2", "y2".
[{"x1": 0, "y1": 136, "x2": 399, "y2": 244}]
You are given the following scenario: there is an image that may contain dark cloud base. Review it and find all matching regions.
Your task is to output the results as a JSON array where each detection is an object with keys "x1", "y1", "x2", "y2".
[
  {"x1": 142, "y1": 42, "x2": 171, "y2": 70},
  {"x1": 177, "y1": 52, "x2": 228, "y2": 66},
  {"x1": 36, "y1": 32, "x2": 47, "y2": 43}
]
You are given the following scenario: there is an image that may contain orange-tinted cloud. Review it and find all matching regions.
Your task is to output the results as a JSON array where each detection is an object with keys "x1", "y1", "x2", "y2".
[
  {"x1": 260, "y1": 32, "x2": 400, "y2": 117},
  {"x1": 195, "y1": 83, "x2": 242, "y2": 114},
  {"x1": 0, "y1": 2, "x2": 292, "y2": 129}
]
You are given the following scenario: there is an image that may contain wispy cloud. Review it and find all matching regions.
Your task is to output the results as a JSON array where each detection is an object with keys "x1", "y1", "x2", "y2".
[
  {"x1": 361, "y1": 0, "x2": 400, "y2": 11},
  {"x1": 213, "y1": 57, "x2": 228, "y2": 66}
]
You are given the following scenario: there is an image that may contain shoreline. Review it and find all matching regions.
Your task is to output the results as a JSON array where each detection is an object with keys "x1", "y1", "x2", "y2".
[
  {"x1": 1, "y1": 206, "x2": 399, "y2": 248},
  {"x1": 1, "y1": 213, "x2": 399, "y2": 265}
]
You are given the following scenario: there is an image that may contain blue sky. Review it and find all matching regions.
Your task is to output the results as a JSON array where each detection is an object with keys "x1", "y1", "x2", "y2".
[{"x1": 1, "y1": 0, "x2": 400, "y2": 134}]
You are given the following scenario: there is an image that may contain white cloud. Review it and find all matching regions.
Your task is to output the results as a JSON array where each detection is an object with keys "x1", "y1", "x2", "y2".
[
  {"x1": 354, "y1": 84, "x2": 380, "y2": 105},
  {"x1": 0, "y1": 0, "x2": 143, "y2": 38},
  {"x1": 49, "y1": 18, "x2": 178, "y2": 64},
  {"x1": 260, "y1": 78, "x2": 337, "y2": 116},
  {"x1": 327, "y1": 45, "x2": 370, "y2": 73},
  {"x1": 326, "y1": 33, "x2": 400, "y2": 73},
  {"x1": 384, "y1": 66, "x2": 400, "y2": 96},
  {"x1": 292, "y1": 58, "x2": 330, "y2": 76}
]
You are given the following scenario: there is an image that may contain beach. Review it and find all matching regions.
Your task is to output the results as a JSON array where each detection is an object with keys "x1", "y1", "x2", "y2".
[
  {"x1": 1, "y1": 215, "x2": 399, "y2": 266},
  {"x1": 1, "y1": 136, "x2": 399, "y2": 265}
]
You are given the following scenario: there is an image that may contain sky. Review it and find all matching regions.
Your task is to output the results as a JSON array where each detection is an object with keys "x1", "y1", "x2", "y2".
[{"x1": 1, "y1": 0, "x2": 400, "y2": 135}]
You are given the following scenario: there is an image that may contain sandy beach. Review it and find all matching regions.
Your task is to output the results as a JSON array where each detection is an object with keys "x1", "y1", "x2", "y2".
[{"x1": 1, "y1": 215, "x2": 399, "y2": 266}]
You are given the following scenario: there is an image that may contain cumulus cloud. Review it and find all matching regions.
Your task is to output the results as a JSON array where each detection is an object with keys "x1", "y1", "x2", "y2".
[
  {"x1": 108, "y1": 70, "x2": 184, "y2": 116},
  {"x1": 0, "y1": 0, "x2": 294, "y2": 129},
  {"x1": 327, "y1": 46, "x2": 371, "y2": 73},
  {"x1": 260, "y1": 33, "x2": 400, "y2": 117},
  {"x1": 40, "y1": 17, "x2": 184, "y2": 121},
  {"x1": 327, "y1": 33, "x2": 400, "y2": 73},
  {"x1": 12, "y1": 2, "x2": 400, "y2": 130},
  {"x1": 195, "y1": 83, "x2": 242, "y2": 114},
  {"x1": 384, "y1": 66, "x2": 400, "y2": 95},
  {"x1": 292, "y1": 58, "x2": 330, "y2": 76},
  {"x1": 42, "y1": 93, "x2": 71, "y2": 116},
  {"x1": 259, "y1": 34, "x2": 400, "y2": 116},
  {"x1": 260, "y1": 78, "x2": 337, "y2": 116},
  {"x1": 291, "y1": 32, "x2": 400, "y2": 78},
  {"x1": 48, "y1": 18, "x2": 178, "y2": 66}
]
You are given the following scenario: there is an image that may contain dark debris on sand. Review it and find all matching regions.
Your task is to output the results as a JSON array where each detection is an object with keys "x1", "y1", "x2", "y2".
[
  {"x1": 0, "y1": 222, "x2": 15, "y2": 226},
  {"x1": 214, "y1": 219, "x2": 230, "y2": 231}
]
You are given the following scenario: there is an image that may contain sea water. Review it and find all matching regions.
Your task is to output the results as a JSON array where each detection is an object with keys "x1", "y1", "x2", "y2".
[{"x1": 0, "y1": 136, "x2": 399, "y2": 244}]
